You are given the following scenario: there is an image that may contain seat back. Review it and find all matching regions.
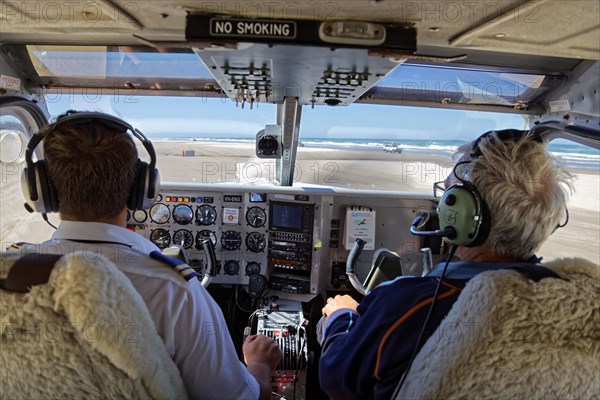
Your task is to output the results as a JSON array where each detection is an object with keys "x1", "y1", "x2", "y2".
[
  {"x1": 0, "y1": 251, "x2": 187, "y2": 400},
  {"x1": 396, "y1": 258, "x2": 600, "y2": 399}
]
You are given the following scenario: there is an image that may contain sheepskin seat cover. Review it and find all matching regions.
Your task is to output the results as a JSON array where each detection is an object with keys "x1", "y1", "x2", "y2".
[
  {"x1": 396, "y1": 258, "x2": 600, "y2": 399},
  {"x1": 0, "y1": 251, "x2": 187, "y2": 400}
]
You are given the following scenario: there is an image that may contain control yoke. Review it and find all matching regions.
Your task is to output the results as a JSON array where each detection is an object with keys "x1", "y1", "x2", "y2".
[
  {"x1": 346, "y1": 238, "x2": 403, "y2": 294},
  {"x1": 346, "y1": 238, "x2": 367, "y2": 294},
  {"x1": 199, "y1": 238, "x2": 218, "y2": 287}
]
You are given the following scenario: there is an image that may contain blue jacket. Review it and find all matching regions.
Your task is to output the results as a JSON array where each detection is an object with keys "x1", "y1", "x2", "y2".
[{"x1": 319, "y1": 260, "x2": 556, "y2": 400}]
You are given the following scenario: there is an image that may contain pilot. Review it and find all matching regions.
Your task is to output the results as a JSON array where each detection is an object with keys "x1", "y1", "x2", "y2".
[
  {"x1": 19, "y1": 111, "x2": 281, "y2": 400},
  {"x1": 318, "y1": 129, "x2": 572, "y2": 399}
]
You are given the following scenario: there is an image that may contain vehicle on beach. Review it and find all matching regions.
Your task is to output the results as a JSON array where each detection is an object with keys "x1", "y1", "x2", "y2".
[
  {"x1": 1, "y1": 1, "x2": 598, "y2": 399},
  {"x1": 383, "y1": 143, "x2": 403, "y2": 153}
]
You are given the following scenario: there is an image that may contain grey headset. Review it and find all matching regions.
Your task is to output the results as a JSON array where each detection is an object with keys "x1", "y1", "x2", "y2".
[{"x1": 22, "y1": 111, "x2": 160, "y2": 214}]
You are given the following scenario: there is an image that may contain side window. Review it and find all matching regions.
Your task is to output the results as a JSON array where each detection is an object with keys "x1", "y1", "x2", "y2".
[
  {"x1": 0, "y1": 113, "x2": 58, "y2": 248},
  {"x1": 537, "y1": 140, "x2": 599, "y2": 265},
  {"x1": 0, "y1": 115, "x2": 27, "y2": 164}
]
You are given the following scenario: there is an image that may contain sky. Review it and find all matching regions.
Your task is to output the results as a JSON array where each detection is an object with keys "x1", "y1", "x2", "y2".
[
  {"x1": 38, "y1": 48, "x2": 527, "y2": 141},
  {"x1": 45, "y1": 94, "x2": 525, "y2": 142}
]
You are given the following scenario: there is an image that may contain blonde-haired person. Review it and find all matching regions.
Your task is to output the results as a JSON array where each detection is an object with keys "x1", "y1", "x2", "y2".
[
  {"x1": 21, "y1": 111, "x2": 281, "y2": 400},
  {"x1": 319, "y1": 129, "x2": 572, "y2": 400}
]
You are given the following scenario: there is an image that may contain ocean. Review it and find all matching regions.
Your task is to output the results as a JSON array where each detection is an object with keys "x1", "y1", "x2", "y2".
[{"x1": 153, "y1": 136, "x2": 599, "y2": 171}]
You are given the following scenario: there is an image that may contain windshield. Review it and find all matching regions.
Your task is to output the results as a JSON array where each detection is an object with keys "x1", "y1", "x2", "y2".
[
  {"x1": 46, "y1": 95, "x2": 530, "y2": 189},
  {"x1": 374, "y1": 64, "x2": 554, "y2": 105},
  {"x1": 295, "y1": 104, "x2": 525, "y2": 191},
  {"x1": 42, "y1": 94, "x2": 599, "y2": 265},
  {"x1": 27, "y1": 45, "x2": 212, "y2": 79}
]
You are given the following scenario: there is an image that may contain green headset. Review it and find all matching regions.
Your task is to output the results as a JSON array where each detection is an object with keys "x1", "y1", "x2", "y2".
[
  {"x1": 436, "y1": 176, "x2": 491, "y2": 247},
  {"x1": 413, "y1": 129, "x2": 543, "y2": 247},
  {"x1": 22, "y1": 111, "x2": 160, "y2": 214}
]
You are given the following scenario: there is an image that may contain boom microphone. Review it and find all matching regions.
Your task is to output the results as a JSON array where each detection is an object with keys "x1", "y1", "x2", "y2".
[{"x1": 410, "y1": 212, "x2": 456, "y2": 239}]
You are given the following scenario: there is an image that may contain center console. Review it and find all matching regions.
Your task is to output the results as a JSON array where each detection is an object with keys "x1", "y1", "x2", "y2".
[
  {"x1": 253, "y1": 300, "x2": 308, "y2": 399},
  {"x1": 268, "y1": 201, "x2": 314, "y2": 294}
]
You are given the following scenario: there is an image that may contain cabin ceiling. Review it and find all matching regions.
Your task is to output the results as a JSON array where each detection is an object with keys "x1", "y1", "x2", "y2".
[
  {"x1": 1, "y1": 0, "x2": 598, "y2": 115},
  {"x1": 1, "y1": 0, "x2": 599, "y2": 61}
]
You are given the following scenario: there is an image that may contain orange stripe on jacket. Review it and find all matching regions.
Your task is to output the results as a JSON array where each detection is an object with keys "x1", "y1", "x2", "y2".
[
  {"x1": 374, "y1": 287, "x2": 458, "y2": 380},
  {"x1": 437, "y1": 278, "x2": 464, "y2": 292}
]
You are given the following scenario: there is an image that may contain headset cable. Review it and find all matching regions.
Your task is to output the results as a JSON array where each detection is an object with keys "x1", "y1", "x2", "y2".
[{"x1": 391, "y1": 244, "x2": 457, "y2": 398}]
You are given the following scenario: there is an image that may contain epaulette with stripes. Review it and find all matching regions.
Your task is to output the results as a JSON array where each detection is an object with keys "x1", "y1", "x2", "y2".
[{"x1": 149, "y1": 250, "x2": 200, "y2": 282}]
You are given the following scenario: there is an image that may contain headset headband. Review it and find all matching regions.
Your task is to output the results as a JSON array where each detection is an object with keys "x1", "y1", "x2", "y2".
[
  {"x1": 25, "y1": 111, "x2": 158, "y2": 207},
  {"x1": 26, "y1": 111, "x2": 156, "y2": 170},
  {"x1": 470, "y1": 129, "x2": 543, "y2": 158}
]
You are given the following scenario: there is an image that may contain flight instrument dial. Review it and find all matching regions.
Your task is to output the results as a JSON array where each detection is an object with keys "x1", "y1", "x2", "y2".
[
  {"x1": 246, "y1": 232, "x2": 266, "y2": 253},
  {"x1": 223, "y1": 260, "x2": 240, "y2": 275},
  {"x1": 221, "y1": 230, "x2": 242, "y2": 251},
  {"x1": 149, "y1": 203, "x2": 170, "y2": 224},
  {"x1": 173, "y1": 204, "x2": 193, "y2": 225},
  {"x1": 173, "y1": 229, "x2": 193, "y2": 249},
  {"x1": 196, "y1": 205, "x2": 217, "y2": 225},
  {"x1": 150, "y1": 228, "x2": 171, "y2": 249},
  {"x1": 245, "y1": 262, "x2": 261, "y2": 276},
  {"x1": 246, "y1": 206, "x2": 266, "y2": 228},
  {"x1": 196, "y1": 230, "x2": 217, "y2": 249},
  {"x1": 132, "y1": 210, "x2": 147, "y2": 223}
]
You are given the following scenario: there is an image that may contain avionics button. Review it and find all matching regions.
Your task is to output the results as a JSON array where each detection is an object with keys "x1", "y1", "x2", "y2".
[{"x1": 165, "y1": 196, "x2": 171, "y2": 202}]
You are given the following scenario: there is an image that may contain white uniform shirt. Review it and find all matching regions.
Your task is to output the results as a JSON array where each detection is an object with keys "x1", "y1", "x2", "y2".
[{"x1": 28, "y1": 221, "x2": 259, "y2": 400}]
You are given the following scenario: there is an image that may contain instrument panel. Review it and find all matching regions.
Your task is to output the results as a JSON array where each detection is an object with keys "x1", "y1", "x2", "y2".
[
  {"x1": 128, "y1": 191, "x2": 273, "y2": 286},
  {"x1": 127, "y1": 183, "x2": 436, "y2": 296}
]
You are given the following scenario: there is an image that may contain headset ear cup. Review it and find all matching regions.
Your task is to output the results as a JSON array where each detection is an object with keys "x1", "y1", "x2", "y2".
[
  {"x1": 35, "y1": 161, "x2": 53, "y2": 213},
  {"x1": 137, "y1": 161, "x2": 151, "y2": 210},
  {"x1": 127, "y1": 160, "x2": 143, "y2": 210},
  {"x1": 149, "y1": 168, "x2": 160, "y2": 205},
  {"x1": 21, "y1": 165, "x2": 37, "y2": 211},
  {"x1": 438, "y1": 184, "x2": 487, "y2": 247},
  {"x1": 469, "y1": 197, "x2": 491, "y2": 247},
  {"x1": 139, "y1": 163, "x2": 159, "y2": 210},
  {"x1": 39, "y1": 161, "x2": 59, "y2": 213},
  {"x1": 127, "y1": 161, "x2": 156, "y2": 210},
  {"x1": 22, "y1": 161, "x2": 58, "y2": 214}
]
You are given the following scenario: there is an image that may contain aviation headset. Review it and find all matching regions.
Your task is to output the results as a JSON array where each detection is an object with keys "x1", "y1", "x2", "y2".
[
  {"x1": 22, "y1": 111, "x2": 160, "y2": 214},
  {"x1": 414, "y1": 129, "x2": 543, "y2": 247}
]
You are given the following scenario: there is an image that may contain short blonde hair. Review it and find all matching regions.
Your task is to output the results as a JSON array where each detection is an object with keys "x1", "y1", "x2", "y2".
[
  {"x1": 43, "y1": 121, "x2": 138, "y2": 220},
  {"x1": 454, "y1": 131, "x2": 573, "y2": 259}
]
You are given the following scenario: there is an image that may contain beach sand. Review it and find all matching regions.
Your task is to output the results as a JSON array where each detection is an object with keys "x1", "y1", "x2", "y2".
[{"x1": 1, "y1": 140, "x2": 598, "y2": 264}]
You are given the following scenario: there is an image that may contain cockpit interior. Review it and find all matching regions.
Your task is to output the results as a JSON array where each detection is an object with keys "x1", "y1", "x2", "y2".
[{"x1": 1, "y1": 1, "x2": 599, "y2": 398}]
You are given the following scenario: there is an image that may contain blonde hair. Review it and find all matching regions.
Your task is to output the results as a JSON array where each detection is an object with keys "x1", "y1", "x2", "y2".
[
  {"x1": 454, "y1": 131, "x2": 573, "y2": 259},
  {"x1": 43, "y1": 121, "x2": 138, "y2": 220}
]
